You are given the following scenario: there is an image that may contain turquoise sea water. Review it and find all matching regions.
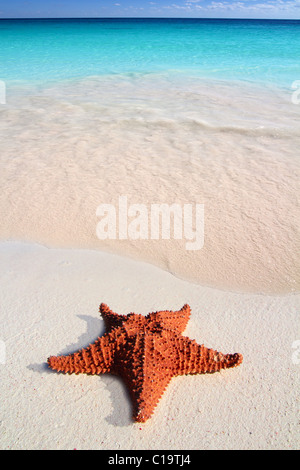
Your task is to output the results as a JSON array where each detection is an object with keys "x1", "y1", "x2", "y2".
[{"x1": 0, "y1": 18, "x2": 300, "y2": 87}]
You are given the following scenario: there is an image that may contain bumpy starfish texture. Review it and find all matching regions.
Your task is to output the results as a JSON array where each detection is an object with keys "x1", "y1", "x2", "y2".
[{"x1": 48, "y1": 304, "x2": 243, "y2": 423}]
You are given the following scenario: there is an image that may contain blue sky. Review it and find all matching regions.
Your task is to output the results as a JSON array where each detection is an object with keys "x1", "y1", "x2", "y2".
[{"x1": 0, "y1": 0, "x2": 299, "y2": 19}]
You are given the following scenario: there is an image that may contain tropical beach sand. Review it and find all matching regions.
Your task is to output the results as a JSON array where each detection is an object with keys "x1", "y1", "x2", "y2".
[{"x1": 0, "y1": 241, "x2": 298, "y2": 450}]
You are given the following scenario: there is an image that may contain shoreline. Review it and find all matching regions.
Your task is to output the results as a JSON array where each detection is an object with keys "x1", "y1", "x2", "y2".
[
  {"x1": 2, "y1": 237, "x2": 300, "y2": 297},
  {"x1": 1, "y1": 74, "x2": 299, "y2": 295},
  {"x1": 3, "y1": 70, "x2": 296, "y2": 92},
  {"x1": 0, "y1": 240, "x2": 299, "y2": 449}
]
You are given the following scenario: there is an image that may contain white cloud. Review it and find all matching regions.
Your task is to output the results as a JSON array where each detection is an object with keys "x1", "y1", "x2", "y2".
[
  {"x1": 196, "y1": 0, "x2": 300, "y2": 12},
  {"x1": 153, "y1": 0, "x2": 300, "y2": 16}
]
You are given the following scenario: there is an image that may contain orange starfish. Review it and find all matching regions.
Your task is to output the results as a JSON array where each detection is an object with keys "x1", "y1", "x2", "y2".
[{"x1": 48, "y1": 303, "x2": 243, "y2": 423}]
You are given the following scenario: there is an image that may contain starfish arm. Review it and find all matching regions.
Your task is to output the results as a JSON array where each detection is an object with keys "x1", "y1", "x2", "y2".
[
  {"x1": 174, "y1": 336, "x2": 243, "y2": 375},
  {"x1": 117, "y1": 333, "x2": 176, "y2": 423},
  {"x1": 48, "y1": 329, "x2": 122, "y2": 375},
  {"x1": 100, "y1": 303, "x2": 126, "y2": 331},
  {"x1": 147, "y1": 304, "x2": 191, "y2": 334},
  {"x1": 131, "y1": 373, "x2": 174, "y2": 423}
]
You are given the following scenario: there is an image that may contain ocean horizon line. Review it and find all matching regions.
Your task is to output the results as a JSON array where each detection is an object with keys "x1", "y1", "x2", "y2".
[{"x1": 0, "y1": 17, "x2": 299, "y2": 21}]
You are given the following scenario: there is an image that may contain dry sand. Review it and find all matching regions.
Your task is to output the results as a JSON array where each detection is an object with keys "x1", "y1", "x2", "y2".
[{"x1": 0, "y1": 241, "x2": 298, "y2": 450}]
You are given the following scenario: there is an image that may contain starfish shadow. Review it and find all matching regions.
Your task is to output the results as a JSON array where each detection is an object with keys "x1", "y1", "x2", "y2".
[
  {"x1": 58, "y1": 315, "x2": 105, "y2": 356},
  {"x1": 101, "y1": 375, "x2": 133, "y2": 427},
  {"x1": 27, "y1": 315, "x2": 105, "y2": 374},
  {"x1": 27, "y1": 315, "x2": 104, "y2": 374}
]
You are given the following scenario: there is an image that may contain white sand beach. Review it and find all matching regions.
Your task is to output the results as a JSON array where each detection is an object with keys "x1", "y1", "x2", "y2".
[{"x1": 0, "y1": 241, "x2": 298, "y2": 450}]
